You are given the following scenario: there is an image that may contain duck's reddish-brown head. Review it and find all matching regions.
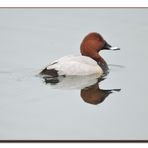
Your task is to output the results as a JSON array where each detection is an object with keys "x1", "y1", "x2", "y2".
[
  {"x1": 80, "y1": 32, "x2": 119, "y2": 61},
  {"x1": 81, "y1": 32, "x2": 106, "y2": 54}
]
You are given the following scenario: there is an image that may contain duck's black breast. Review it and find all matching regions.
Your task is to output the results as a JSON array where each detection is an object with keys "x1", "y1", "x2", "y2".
[{"x1": 97, "y1": 61, "x2": 109, "y2": 76}]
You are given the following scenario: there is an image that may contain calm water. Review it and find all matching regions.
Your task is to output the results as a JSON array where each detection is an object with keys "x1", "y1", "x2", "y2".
[{"x1": 0, "y1": 8, "x2": 148, "y2": 140}]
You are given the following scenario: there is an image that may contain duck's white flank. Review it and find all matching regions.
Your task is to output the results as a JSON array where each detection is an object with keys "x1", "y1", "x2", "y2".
[{"x1": 46, "y1": 55, "x2": 103, "y2": 76}]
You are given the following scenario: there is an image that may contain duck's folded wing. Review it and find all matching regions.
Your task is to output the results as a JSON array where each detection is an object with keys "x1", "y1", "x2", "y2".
[{"x1": 42, "y1": 55, "x2": 103, "y2": 76}]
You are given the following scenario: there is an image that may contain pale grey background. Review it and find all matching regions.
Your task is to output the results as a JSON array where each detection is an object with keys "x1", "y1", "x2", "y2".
[{"x1": 0, "y1": 8, "x2": 148, "y2": 140}]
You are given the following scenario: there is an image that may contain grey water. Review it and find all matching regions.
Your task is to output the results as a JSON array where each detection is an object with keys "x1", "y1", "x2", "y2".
[{"x1": 0, "y1": 8, "x2": 148, "y2": 140}]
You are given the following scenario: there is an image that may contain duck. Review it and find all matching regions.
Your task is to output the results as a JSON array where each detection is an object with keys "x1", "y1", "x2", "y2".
[{"x1": 39, "y1": 32, "x2": 120, "y2": 78}]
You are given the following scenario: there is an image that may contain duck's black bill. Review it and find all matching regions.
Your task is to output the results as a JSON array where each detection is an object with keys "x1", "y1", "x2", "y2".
[{"x1": 103, "y1": 41, "x2": 120, "y2": 50}]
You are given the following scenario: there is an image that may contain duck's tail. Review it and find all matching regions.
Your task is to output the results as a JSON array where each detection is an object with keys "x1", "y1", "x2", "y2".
[{"x1": 39, "y1": 68, "x2": 59, "y2": 77}]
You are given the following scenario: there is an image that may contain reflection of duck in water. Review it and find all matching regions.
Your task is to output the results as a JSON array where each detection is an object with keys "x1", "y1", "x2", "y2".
[
  {"x1": 42, "y1": 75, "x2": 121, "y2": 105},
  {"x1": 80, "y1": 80, "x2": 121, "y2": 105}
]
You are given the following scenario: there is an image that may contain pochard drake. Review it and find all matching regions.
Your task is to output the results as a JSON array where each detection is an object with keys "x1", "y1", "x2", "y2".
[{"x1": 40, "y1": 32, "x2": 120, "y2": 77}]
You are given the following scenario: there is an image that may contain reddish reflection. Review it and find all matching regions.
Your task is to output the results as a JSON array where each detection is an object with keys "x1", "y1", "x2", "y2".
[
  {"x1": 81, "y1": 81, "x2": 120, "y2": 105},
  {"x1": 41, "y1": 76, "x2": 120, "y2": 105}
]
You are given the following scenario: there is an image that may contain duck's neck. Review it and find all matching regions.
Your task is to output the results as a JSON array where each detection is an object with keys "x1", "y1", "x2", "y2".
[
  {"x1": 94, "y1": 56, "x2": 109, "y2": 75},
  {"x1": 81, "y1": 51, "x2": 109, "y2": 75}
]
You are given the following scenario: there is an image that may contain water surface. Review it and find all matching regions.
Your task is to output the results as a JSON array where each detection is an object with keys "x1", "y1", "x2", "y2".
[{"x1": 0, "y1": 8, "x2": 148, "y2": 140}]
